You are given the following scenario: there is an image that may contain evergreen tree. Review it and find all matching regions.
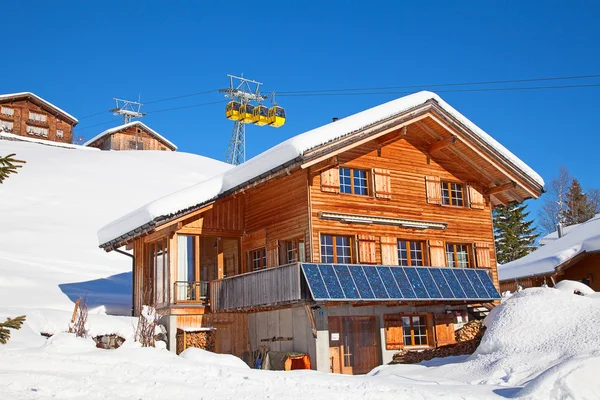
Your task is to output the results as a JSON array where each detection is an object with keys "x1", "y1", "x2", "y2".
[
  {"x1": 565, "y1": 178, "x2": 599, "y2": 225},
  {"x1": 494, "y1": 203, "x2": 540, "y2": 264},
  {"x1": 0, "y1": 315, "x2": 26, "y2": 344},
  {"x1": 0, "y1": 153, "x2": 26, "y2": 183}
]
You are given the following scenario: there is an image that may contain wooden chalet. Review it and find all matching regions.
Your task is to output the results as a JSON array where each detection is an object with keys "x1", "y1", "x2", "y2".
[
  {"x1": 84, "y1": 121, "x2": 177, "y2": 151},
  {"x1": 98, "y1": 91, "x2": 544, "y2": 374},
  {"x1": 499, "y1": 215, "x2": 600, "y2": 293},
  {"x1": 0, "y1": 92, "x2": 78, "y2": 144}
]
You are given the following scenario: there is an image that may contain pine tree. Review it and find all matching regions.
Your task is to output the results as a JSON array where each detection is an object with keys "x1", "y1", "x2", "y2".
[
  {"x1": 0, "y1": 153, "x2": 26, "y2": 183},
  {"x1": 0, "y1": 315, "x2": 26, "y2": 344},
  {"x1": 494, "y1": 203, "x2": 540, "y2": 264},
  {"x1": 565, "y1": 178, "x2": 598, "y2": 225}
]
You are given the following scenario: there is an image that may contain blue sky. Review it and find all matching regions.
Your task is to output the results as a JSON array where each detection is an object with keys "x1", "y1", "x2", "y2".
[{"x1": 2, "y1": 1, "x2": 600, "y2": 223}]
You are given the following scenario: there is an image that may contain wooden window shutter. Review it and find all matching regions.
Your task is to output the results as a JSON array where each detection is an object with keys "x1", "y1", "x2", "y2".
[
  {"x1": 426, "y1": 314, "x2": 435, "y2": 346},
  {"x1": 475, "y1": 242, "x2": 491, "y2": 268},
  {"x1": 358, "y1": 235, "x2": 377, "y2": 264},
  {"x1": 320, "y1": 167, "x2": 340, "y2": 193},
  {"x1": 468, "y1": 185, "x2": 485, "y2": 209},
  {"x1": 434, "y1": 314, "x2": 456, "y2": 347},
  {"x1": 384, "y1": 315, "x2": 404, "y2": 350},
  {"x1": 372, "y1": 168, "x2": 392, "y2": 199},
  {"x1": 425, "y1": 176, "x2": 442, "y2": 205},
  {"x1": 266, "y1": 240, "x2": 279, "y2": 268},
  {"x1": 428, "y1": 239, "x2": 446, "y2": 267},
  {"x1": 380, "y1": 236, "x2": 399, "y2": 265}
]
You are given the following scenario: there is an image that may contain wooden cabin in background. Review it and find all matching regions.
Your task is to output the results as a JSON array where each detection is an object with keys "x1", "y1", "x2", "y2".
[
  {"x1": 84, "y1": 121, "x2": 177, "y2": 151},
  {"x1": 98, "y1": 92, "x2": 544, "y2": 374},
  {"x1": 499, "y1": 215, "x2": 600, "y2": 293},
  {"x1": 0, "y1": 92, "x2": 78, "y2": 144}
]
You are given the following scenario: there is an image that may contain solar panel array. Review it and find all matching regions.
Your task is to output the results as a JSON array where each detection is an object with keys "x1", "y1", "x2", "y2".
[{"x1": 300, "y1": 264, "x2": 500, "y2": 301}]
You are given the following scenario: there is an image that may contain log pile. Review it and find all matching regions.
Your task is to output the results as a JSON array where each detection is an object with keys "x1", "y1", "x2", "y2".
[
  {"x1": 176, "y1": 329, "x2": 216, "y2": 355},
  {"x1": 390, "y1": 320, "x2": 486, "y2": 365}
]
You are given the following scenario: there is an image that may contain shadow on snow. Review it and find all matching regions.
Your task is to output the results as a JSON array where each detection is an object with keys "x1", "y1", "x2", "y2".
[{"x1": 59, "y1": 272, "x2": 132, "y2": 316}]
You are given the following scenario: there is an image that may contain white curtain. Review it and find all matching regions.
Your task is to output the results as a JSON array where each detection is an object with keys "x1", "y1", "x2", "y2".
[{"x1": 177, "y1": 235, "x2": 189, "y2": 301}]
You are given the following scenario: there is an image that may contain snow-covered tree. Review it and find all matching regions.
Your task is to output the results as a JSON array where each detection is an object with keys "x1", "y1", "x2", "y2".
[
  {"x1": 494, "y1": 203, "x2": 539, "y2": 264},
  {"x1": 565, "y1": 178, "x2": 599, "y2": 225},
  {"x1": 0, "y1": 153, "x2": 26, "y2": 183}
]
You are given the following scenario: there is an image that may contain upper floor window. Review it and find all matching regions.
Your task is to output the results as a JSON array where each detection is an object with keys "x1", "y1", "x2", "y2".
[
  {"x1": 0, "y1": 120, "x2": 13, "y2": 131},
  {"x1": 27, "y1": 125, "x2": 48, "y2": 137},
  {"x1": 446, "y1": 243, "x2": 471, "y2": 268},
  {"x1": 129, "y1": 140, "x2": 144, "y2": 150},
  {"x1": 29, "y1": 112, "x2": 47, "y2": 123},
  {"x1": 250, "y1": 248, "x2": 267, "y2": 271},
  {"x1": 397, "y1": 240, "x2": 426, "y2": 266},
  {"x1": 57, "y1": 130, "x2": 63, "y2": 138},
  {"x1": 441, "y1": 181, "x2": 464, "y2": 206},
  {"x1": 320, "y1": 234, "x2": 353, "y2": 263},
  {"x1": 281, "y1": 238, "x2": 305, "y2": 264},
  {"x1": 1, "y1": 107, "x2": 14, "y2": 116},
  {"x1": 339, "y1": 167, "x2": 369, "y2": 195}
]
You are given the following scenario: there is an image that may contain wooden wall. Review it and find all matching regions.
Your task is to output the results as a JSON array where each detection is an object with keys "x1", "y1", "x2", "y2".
[
  {"x1": 560, "y1": 253, "x2": 600, "y2": 291},
  {"x1": 89, "y1": 125, "x2": 174, "y2": 151},
  {"x1": 308, "y1": 128, "x2": 499, "y2": 287}
]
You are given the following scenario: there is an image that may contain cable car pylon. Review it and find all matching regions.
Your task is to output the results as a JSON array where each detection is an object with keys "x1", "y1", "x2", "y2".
[{"x1": 220, "y1": 74, "x2": 286, "y2": 165}]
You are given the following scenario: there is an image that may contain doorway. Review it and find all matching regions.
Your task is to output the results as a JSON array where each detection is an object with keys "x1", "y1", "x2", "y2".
[{"x1": 328, "y1": 316, "x2": 379, "y2": 375}]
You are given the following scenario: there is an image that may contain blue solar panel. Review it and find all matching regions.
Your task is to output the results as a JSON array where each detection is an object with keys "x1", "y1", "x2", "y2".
[
  {"x1": 363, "y1": 266, "x2": 389, "y2": 298},
  {"x1": 299, "y1": 264, "x2": 500, "y2": 302},
  {"x1": 349, "y1": 265, "x2": 375, "y2": 299},
  {"x1": 333, "y1": 265, "x2": 360, "y2": 299},
  {"x1": 416, "y1": 268, "x2": 441, "y2": 299},
  {"x1": 390, "y1": 267, "x2": 416, "y2": 298},
  {"x1": 429, "y1": 268, "x2": 455, "y2": 299}
]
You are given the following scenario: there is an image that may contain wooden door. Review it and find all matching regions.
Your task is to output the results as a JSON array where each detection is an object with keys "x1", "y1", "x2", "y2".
[{"x1": 328, "y1": 316, "x2": 379, "y2": 375}]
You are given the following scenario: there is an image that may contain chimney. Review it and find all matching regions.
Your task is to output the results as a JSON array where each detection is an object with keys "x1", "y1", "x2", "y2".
[
  {"x1": 332, "y1": 117, "x2": 338, "y2": 122},
  {"x1": 557, "y1": 222, "x2": 564, "y2": 238}
]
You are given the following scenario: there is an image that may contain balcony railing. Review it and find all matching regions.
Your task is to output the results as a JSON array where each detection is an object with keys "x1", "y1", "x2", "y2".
[{"x1": 173, "y1": 281, "x2": 209, "y2": 305}]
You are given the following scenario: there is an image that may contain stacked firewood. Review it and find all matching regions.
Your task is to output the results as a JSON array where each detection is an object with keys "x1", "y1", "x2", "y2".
[
  {"x1": 176, "y1": 329, "x2": 216, "y2": 355},
  {"x1": 455, "y1": 320, "x2": 485, "y2": 342},
  {"x1": 390, "y1": 321, "x2": 487, "y2": 365}
]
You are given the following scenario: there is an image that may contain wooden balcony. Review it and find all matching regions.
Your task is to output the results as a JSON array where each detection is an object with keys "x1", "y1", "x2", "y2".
[{"x1": 210, "y1": 263, "x2": 310, "y2": 312}]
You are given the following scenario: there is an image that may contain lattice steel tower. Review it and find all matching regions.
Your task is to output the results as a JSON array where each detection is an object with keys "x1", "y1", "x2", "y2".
[{"x1": 220, "y1": 75, "x2": 267, "y2": 165}]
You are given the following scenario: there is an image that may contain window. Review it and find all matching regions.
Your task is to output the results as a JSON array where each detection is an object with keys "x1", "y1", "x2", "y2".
[
  {"x1": 0, "y1": 120, "x2": 13, "y2": 131},
  {"x1": 281, "y1": 238, "x2": 305, "y2": 264},
  {"x1": 57, "y1": 130, "x2": 63, "y2": 138},
  {"x1": 320, "y1": 235, "x2": 352, "y2": 263},
  {"x1": 1, "y1": 107, "x2": 14, "y2": 116},
  {"x1": 339, "y1": 167, "x2": 369, "y2": 195},
  {"x1": 402, "y1": 315, "x2": 428, "y2": 346},
  {"x1": 446, "y1": 243, "x2": 471, "y2": 268},
  {"x1": 129, "y1": 140, "x2": 144, "y2": 150},
  {"x1": 29, "y1": 112, "x2": 47, "y2": 122},
  {"x1": 441, "y1": 181, "x2": 464, "y2": 206},
  {"x1": 397, "y1": 240, "x2": 426, "y2": 266},
  {"x1": 148, "y1": 238, "x2": 169, "y2": 305},
  {"x1": 250, "y1": 248, "x2": 267, "y2": 271},
  {"x1": 27, "y1": 125, "x2": 48, "y2": 137}
]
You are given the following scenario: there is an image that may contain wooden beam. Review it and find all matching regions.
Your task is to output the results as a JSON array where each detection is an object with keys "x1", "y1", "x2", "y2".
[
  {"x1": 428, "y1": 135, "x2": 456, "y2": 153},
  {"x1": 485, "y1": 181, "x2": 517, "y2": 195}
]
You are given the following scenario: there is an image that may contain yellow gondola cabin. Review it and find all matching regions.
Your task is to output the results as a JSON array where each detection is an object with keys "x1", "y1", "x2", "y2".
[
  {"x1": 240, "y1": 104, "x2": 255, "y2": 124},
  {"x1": 252, "y1": 105, "x2": 269, "y2": 126},
  {"x1": 226, "y1": 101, "x2": 242, "y2": 121},
  {"x1": 268, "y1": 106, "x2": 286, "y2": 128}
]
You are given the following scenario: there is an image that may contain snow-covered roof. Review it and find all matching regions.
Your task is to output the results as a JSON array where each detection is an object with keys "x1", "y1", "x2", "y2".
[
  {"x1": 0, "y1": 131, "x2": 97, "y2": 151},
  {"x1": 499, "y1": 214, "x2": 600, "y2": 281},
  {"x1": 538, "y1": 223, "x2": 581, "y2": 246},
  {"x1": 83, "y1": 121, "x2": 178, "y2": 151},
  {"x1": 98, "y1": 91, "x2": 544, "y2": 248},
  {"x1": 0, "y1": 92, "x2": 78, "y2": 124}
]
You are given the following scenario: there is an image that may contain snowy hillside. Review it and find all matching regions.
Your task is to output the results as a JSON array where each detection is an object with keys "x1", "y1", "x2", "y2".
[{"x1": 0, "y1": 141, "x2": 232, "y2": 315}]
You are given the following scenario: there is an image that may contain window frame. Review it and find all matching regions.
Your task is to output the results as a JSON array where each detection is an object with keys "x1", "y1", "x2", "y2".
[
  {"x1": 401, "y1": 314, "x2": 429, "y2": 346},
  {"x1": 249, "y1": 247, "x2": 267, "y2": 271},
  {"x1": 440, "y1": 180, "x2": 465, "y2": 207},
  {"x1": 1, "y1": 106, "x2": 14, "y2": 116},
  {"x1": 0, "y1": 119, "x2": 14, "y2": 131},
  {"x1": 396, "y1": 239, "x2": 427, "y2": 266},
  {"x1": 281, "y1": 237, "x2": 305, "y2": 264},
  {"x1": 339, "y1": 166, "x2": 370, "y2": 196},
  {"x1": 57, "y1": 129, "x2": 64, "y2": 138},
  {"x1": 320, "y1": 234, "x2": 354, "y2": 264},
  {"x1": 445, "y1": 243, "x2": 472, "y2": 268},
  {"x1": 28, "y1": 111, "x2": 47, "y2": 123}
]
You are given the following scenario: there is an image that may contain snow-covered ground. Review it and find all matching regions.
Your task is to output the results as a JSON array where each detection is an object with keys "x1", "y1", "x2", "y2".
[{"x1": 1, "y1": 141, "x2": 598, "y2": 399}]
